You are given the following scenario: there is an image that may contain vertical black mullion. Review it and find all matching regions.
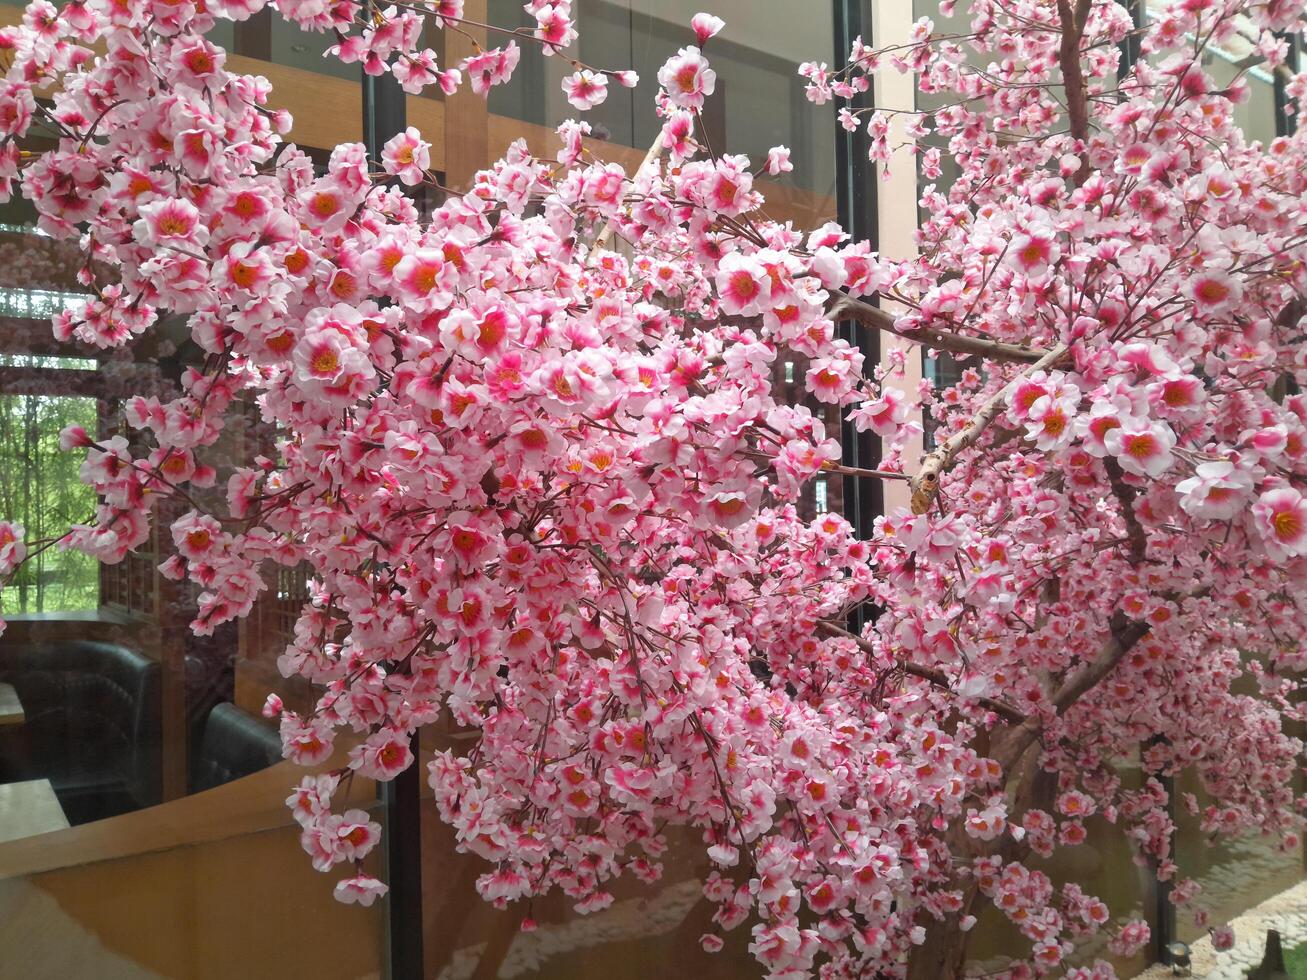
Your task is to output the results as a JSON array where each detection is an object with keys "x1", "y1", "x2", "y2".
[
  {"x1": 363, "y1": 69, "x2": 408, "y2": 175},
  {"x1": 361, "y1": 36, "x2": 426, "y2": 980},
  {"x1": 233, "y1": 6, "x2": 272, "y2": 61},
  {"x1": 833, "y1": 0, "x2": 880, "y2": 604},
  {"x1": 1274, "y1": 32, "x2": 1300, "y2": 138},
  {"x1": 1147, "y1": 739, "x2": 1177, "y2": 966},
  {"x1": 1118, "y1": 0, "x2": 1143, "y2": 79}
]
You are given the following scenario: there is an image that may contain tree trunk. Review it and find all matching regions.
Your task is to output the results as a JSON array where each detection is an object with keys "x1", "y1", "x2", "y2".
[
  {"x1": 906, "y1": 908, "x2": 974, "y2": 980},
  {"x1": 904, "y1": 742, "x2": 1057, "y2": 978}
]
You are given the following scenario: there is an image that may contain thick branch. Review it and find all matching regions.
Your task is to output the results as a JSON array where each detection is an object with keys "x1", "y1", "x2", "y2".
[
  {"x1": 987, "y1": 615, "x2": 1149, "y2": 772},
  {"x1": 1052, "y1": 612, "x2": 1151, "y2": 714},
  {"x1": 1056, "y1": 0, "x2": 1093, "y2": 186},
  {"x1": 829, "y1": 294, "x2": 1057, "y2": 365},
  {"x1": 816, "y1": 620, "x2": 1027, "y2": 724},
  {"x1": 821, "y1": 461, "x2": 911, "y2": 482},
  {"x1": 909, "y1": 344, "x2": 1069, "y2": 514},
  {"x1": 1104, "y1": 458, "x2": 1147, "y2": 565}
]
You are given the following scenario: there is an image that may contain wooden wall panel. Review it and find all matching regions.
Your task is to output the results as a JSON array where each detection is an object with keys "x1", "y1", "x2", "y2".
[
  {"x1": 0, "y1": 823, "x2": 383, "y2": 980},
  {"x1": 439, "y1": 0, "x2": 488, "y2": 189}
]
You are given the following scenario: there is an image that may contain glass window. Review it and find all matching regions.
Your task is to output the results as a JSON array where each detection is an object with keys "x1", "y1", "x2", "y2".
[
  {"x1": 0, "y1": 202, "x2": 385, "y2": 969},
  {"x1": 0, "y1": 386, "x2": 98, "y2": 614},
  {"x1": 490, "y1": 0, "x2": 837, "y2": 227},
  {"x1": 965, "y1": 752, "x2": 1151, "y2": 977},
  {"x1": 0, "y1": 213, "x2": 353, "y2": 876},
  {"x1": 268, "y1": 15, "x2": 360, "y2": 82}
]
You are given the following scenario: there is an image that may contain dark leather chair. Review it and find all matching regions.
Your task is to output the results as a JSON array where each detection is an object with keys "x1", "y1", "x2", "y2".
[
  {"x1": 0, "y1": 641, "x2": 161, "y2": 823},
  {"x1": 191, "y1": 701, "x2": 282, "y2": 793}
]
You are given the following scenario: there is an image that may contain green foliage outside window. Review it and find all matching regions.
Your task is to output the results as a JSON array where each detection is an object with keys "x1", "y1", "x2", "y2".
[{"x1": 0, "y1": 386, "x2": 98, "y2": 613}]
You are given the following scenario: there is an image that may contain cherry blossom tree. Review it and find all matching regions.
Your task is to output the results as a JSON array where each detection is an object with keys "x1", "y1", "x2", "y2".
[{"x1": 0, "y1": 0, "x2": 1306, "y2": 976}]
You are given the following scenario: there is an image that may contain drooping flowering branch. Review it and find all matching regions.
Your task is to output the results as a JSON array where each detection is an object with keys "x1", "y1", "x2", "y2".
[{"x1": 909, "y1": 343, "x2": 1070, "y2": 514}]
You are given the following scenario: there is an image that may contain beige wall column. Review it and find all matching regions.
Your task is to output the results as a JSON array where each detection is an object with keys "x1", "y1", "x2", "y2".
[
  {"x1": 441, "y1": 0, "x2": 490, "y2": 191},
  {"x1": 871, "y1": 1, "x2": 923, "y2": 514}
]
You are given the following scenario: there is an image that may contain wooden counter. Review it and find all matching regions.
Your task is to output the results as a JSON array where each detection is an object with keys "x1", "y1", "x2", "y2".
[
  {"x1": 0, "y1": 683, "x2": 22, "y2": 727},
  {"x1": 0, "y1": 780, "x2": 69, "y2": 845}
]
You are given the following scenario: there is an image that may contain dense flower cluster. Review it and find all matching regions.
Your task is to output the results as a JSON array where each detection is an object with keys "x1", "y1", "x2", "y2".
[{"x1": 0, "y1": 0, "x2": 1304, "y2": 976}]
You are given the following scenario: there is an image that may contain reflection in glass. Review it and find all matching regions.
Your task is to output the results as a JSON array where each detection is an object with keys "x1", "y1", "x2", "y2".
[
  {"x1": 491, "y1": 0, "x2": 836, "y2": 226},
  {"x1": 0, "y1": 219, "x2": 294, "y2": 834},
  {"x1": 0, "y1": 388, "x2": 97, "y2": 614},
  {"x1": 269, "y1": 14, "x2": 360, "y2": 82},
  {"x1": 964, "y1": 753, "x2": 1151, "y2": 977}
]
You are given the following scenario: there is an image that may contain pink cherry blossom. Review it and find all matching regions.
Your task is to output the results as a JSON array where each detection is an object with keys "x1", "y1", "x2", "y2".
[
  {"x1": 690, "y1": 13, "x2": 725, "y2": 46},
  {"x1": 1186, "y1": 270, "x2": 1243, "y2": 313},
  {"x1": 331, "y1": 809, "x2": 382, "y2": 860},
  {"x1": 562, "y1": 69, "x2": 608, "y2": 110},
  {"x1": 1252, "y1": 487, "x2": 1307, "y2": 559},
  {"x1": 1010, "y1": 229, "x2": 1059, "y2": 278},
  {"x1": 0, "y1": 2, "x2": 1304, "y2": 976},
  {"x1": 1175, "y1": 460, "x2": 1253, "y2": 521},
  {"x1": 1024, "y1": 391, "x2": 1080, "y2": 451},
  {"x1": 380, "y1": 127, "x2": 431, "y2": 186},
  {"x1": 462, "y1": 43, "x2": 520, "y2": 96},
  {"x1": 0, "y1": 522, "x2": 25, "y2": 576},
  {"x1": 715, "y1": 253, "x2": 770, "y2": 315},
  {"x1": 135, "y1": 198, "x2": 207, "y2": 247},
  {"x1": 765, "y1": 145, "x2": 793, "y2": 175},
  {"x1": 533, "y1": 3, "x2": 576, "y2": 51},
  {"x1": 657, "y1": 46, "x2": 716, "y2": 110},
  {"x1": 333, "y1": 874, "x2": 388, "y2": 907},
  {"x1": 1103, "y1": 419, "x2": 1177, "y2": 478}
]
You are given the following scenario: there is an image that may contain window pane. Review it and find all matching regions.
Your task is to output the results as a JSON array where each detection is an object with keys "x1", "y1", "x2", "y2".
[
  {"x1": 0, "y1": 392, "x2": 98, "y2": 614},
  {"x1": 0, "y1": 212, "x2": 383, "y2": 971},
  {"x1": 489, "y1": 0, "x2": 837, "y2": 228}
]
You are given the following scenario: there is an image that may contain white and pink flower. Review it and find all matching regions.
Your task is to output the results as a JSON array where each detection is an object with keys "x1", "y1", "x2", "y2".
[
  {"x1": 562, "y1": 69, "x2": 607, "y2": 110},
  {"x1": 1103, "y1": 419, "x2": 1176, "y2": 478},
  {"x1": 0, "y1": 521, "x2": 25, "y2": 576},
  {"x1": 1010, "y1": 229, "x2": 1059, "y2": 278},
  {"x1": 1186, "y1": 270, "x2": 1242, "y2": 313},
  {"x1": 765, "y1": 145, "x2": 793, "y2": 175},
  {"x1": 690, "y1": 12, "x2": 725, "y2": 46},
  {"x1": 333, "y1": 874, "x2": 388, "y2": 907},
  {"x1": 381, "y1": 126, "x2": 431, "y2": 186},
  {"x1": 1252, "y1": 487, "x2": 1307, "y2": 560},
  {"x1": 1175, "y1": 461, "x2": 1252, "y2": 521},
  {"x1": 657, "y1": 46, "x2": 716, "y2": 110}
]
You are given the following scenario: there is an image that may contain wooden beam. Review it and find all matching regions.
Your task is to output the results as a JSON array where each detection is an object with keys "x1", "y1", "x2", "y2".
[{"x1": 0, "y1": 364, "x2": 155, "y2": 398}]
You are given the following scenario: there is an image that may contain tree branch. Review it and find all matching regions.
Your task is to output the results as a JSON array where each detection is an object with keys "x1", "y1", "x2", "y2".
[
  {"x1": 1056, "y1": 0, "x2": 1093, "y2": 186},
  {"x1": 1104, "y1": 458, "x2": 1147, "y2": 565},
  {"x1": 909, "y1": 344, "x2": 1069, "y2": 514},
  {"x1": 1052, "y1": 612, "x2": 1151, "y2": 713},
  {"x1": 821, "y1": 461, "x2": 911, "y2": 482},
  {"x1": 828, "y1": 294, "x2": 1058, "y2": 365},
  {"x1": 816, "y1": 620, "x2": 1027, "y2": 724},
  {"x1": 988, "y1": 614, "x2": 1150, "y2": 771}
]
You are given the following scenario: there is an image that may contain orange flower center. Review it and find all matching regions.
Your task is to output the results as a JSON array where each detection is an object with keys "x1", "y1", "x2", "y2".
[
  {"x1": 311, "y1": 349, "x2": 340, "y2": 375},
  {"x1": 1273, "y1": 510, "x2": 1300, "y2": 541}
]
